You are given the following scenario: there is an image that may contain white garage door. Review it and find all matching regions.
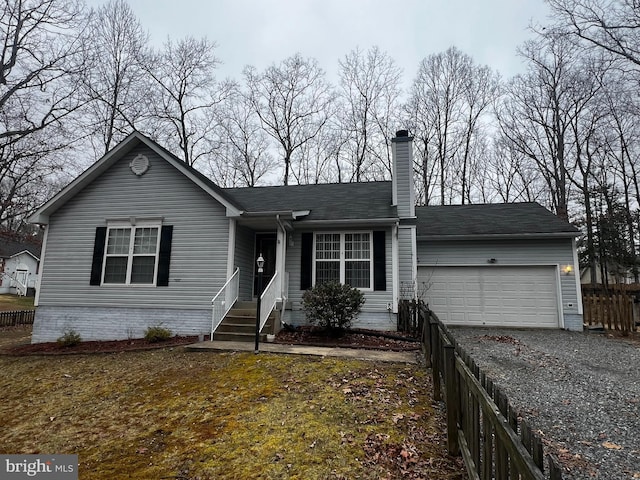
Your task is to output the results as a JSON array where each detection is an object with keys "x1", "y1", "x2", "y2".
[{"x1": 420, "y1": 266, "x2": 559, "y2": 328}]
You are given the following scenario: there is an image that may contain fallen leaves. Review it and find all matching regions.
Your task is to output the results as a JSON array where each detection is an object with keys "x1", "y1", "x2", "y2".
[{"x1": 602, "y1": 441, "x2": 623, "y2": 450}]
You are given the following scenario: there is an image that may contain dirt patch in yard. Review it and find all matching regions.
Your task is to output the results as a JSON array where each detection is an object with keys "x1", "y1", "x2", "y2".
[
  {"x1": 1, "y1": 332, "x2": 200, "y2": 355},
  {"x1": 275, "y1": 326, "x2": 421, "y2": 351}
]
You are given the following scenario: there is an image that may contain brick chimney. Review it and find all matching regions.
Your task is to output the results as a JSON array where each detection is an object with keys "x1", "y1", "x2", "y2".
[{"x1": 391, "y1": 130, "x2": 415, "y2": 218}]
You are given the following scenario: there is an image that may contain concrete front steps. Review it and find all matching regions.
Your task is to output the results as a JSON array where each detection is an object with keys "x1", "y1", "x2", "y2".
[{"x1": 213, "y1": 301, "x2": 277, "y2": 342}]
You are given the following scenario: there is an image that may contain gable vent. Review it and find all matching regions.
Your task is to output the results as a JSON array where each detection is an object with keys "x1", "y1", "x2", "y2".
[{"x1": 130, "y1": 154, "x2": 150, "y2": 176}]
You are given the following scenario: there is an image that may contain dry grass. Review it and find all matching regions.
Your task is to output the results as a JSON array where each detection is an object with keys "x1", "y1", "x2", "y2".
[
  {"x1": 0, "y1": 294, "x2": 35, "y2": 311},
  {"x1": 0, "y1": 346, "x2": 464, "y2": 479}
]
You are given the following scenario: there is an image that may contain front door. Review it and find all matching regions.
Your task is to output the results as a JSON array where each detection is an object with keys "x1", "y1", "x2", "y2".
[{"x1": 254, "y1": 233, "x2": 277, "y2": 296}]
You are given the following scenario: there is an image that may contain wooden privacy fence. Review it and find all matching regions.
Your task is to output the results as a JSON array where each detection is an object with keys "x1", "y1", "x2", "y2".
[
  {"x1": 421, "y1": 306, "x2": 564, "y2": 480},
  {"x1": 0, "y1": 310, "x2": 35, "y2": 327},
  {"x1": 582, "y1": 293, "x2": 636, "y2": 333}
]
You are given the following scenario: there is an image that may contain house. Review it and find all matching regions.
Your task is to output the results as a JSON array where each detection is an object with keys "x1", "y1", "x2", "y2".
[
  {"x1": 580, "y1": 263, "x2": 636, "y2": 286},
  {"x1": 27, "y1": 131, "x2": 583, "y2": 343},
  {"x1": 0, "y1": 231, "x2": 41, "y2": 296}
]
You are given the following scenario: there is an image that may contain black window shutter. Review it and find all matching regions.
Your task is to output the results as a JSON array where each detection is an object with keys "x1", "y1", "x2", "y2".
[
  {"x1": 90, "y1": 227, "x2": 107, "y2": 285},
  {"x1": 300, "y1": 232, "x2": 313, "y2": 290},
  {"x1": 373, "y1": 231, "x2": 386, "y2": 291},
  {"x1": 157, "y1": 225, "x2": 173, "y2": 286}
]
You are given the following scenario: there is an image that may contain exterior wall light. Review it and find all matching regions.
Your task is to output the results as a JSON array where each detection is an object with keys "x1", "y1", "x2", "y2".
[
  {"x1": 255, "y1": 253, "x2": 265, "y2": 353},
  {"x1": 562, "y1": 264, "x2": 574, "y2": 275}
]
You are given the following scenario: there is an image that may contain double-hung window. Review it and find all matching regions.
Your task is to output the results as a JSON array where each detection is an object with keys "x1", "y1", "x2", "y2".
[
  {"x1": 103, "y1": 224, "x2": 160, "y2": 285},
  {"x1": 314, "y1": 232, "x2": 372, "y2": 289}
]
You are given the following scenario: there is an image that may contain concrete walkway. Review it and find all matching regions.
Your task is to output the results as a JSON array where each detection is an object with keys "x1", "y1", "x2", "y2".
[{"x1": 186, "y1": 340, "x2": 419, "y2": 363}]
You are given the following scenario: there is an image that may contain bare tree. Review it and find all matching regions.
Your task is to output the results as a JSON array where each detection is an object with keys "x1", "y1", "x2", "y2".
[
  {"x1": 210, "y1": 89, "x2": 276, "y2": 187},
  {"x1": 409, "y1": 48, "x2": 467, "y2": 204},
  {"x1": 293, "y1": 120, "x2": 346, "y2": 184},
  {"x1": 546, "y1": 0, "x2": 640, "y2": 67},
  {"x1": 486, "y1": 137, "x2": 545, "y2": 203},
  {"x1": 145, "y1": 36, "x2": 232, "y2": 167},
  {"x1": 456, "y1": 64, "x2": 501, "y2": 203},
  {"x1": 337, "y1": 46, "x2": 402, "y2": 181},
  {"x1": 0, "y1": 0, "x2": 88, "y2": 231},
  {"x1": 407, "y1": 47, "x2": 498, "y2": 205},
  {"x1": 244, "y1": 53, "x2": 335, "y2": 185},
  {"x1": 82, "y1": 0, "x2": 150, "y2": 155},
  {"x1": 496, "y1": 34, "x2": 590, "y2": 220}
]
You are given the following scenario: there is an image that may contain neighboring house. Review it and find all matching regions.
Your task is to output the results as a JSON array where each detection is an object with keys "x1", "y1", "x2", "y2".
[
  {"x1": 28, "y1": 131, "x2": 583, "y2": 343},
  {"x1": 580, "y1": 263, "x2": 636, "y2": 286},
  {"x1": 0, "y1": 232, "x2": 41, "y2": 296}
]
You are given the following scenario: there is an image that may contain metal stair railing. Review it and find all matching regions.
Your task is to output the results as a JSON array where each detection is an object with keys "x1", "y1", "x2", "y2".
[
  {"x1": 259, "y1": 270, "x2": 279, "y2": 332},
  {"x1": 210, "y1": 267, "x2": 240, "y2": 339}
]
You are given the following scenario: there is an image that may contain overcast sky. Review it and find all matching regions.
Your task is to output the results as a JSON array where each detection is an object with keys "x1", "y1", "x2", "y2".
[{"x1": 93, "y1": 0, "x2": 551, "y2": 87}]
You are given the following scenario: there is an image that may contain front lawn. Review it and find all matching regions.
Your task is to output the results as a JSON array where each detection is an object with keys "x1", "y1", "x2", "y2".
[
  {"x1": 0, "y1": 348, "x2": 464, "y2": 479},
  {"x1": 0, "y1": 294, "x2": 35, "y2": 311}
]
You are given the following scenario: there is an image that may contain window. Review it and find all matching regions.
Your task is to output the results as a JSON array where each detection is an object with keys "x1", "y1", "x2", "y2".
[
  {"x1": 103, "y1": 224, "x2": 160, "y2": 285},
  {"x1": 313, "y1": 232, "x2": 372, "y2": 289}
]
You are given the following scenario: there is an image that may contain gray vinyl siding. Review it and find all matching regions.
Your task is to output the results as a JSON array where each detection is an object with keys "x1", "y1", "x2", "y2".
[
  {"x1": 393, "y1": 140, "x2": 414, "y2": 219},
  {"x1": 417, "y1": 238, "x2": 580, "y2": 317},
  {"x1": 235, "y1": 224, "x2": 255, "y2": 301},
  {"x1": 398, "y1": 227, "x2": 415, "y2": 298},
  {"x1": 284, "y1": 227, "x2": 394, "y2": 329},
  {"x1": 38, "y1": 145, "x2": 229, "y2": 309}
]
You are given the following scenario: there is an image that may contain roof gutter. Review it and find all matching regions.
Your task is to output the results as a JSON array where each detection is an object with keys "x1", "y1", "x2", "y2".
[
  {"x1": 296, "y1": 217, "x2": 399, "y2": 228},
  {"x1": 417, "y1": 231, "x2": 580, "y2": 241},
  {"x1": 239, "y1": 210, "x2": 310, "y2": 220}
]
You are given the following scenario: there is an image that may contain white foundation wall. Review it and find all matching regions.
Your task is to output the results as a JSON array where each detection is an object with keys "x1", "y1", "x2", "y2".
[{"x1": 32, "y1": 306, "x2": 211, "y2": 343}]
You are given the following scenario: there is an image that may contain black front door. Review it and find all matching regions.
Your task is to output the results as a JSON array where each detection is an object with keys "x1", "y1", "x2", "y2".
[{"x1": 254, "y1": 233, "x2": 277, "y2": 296}]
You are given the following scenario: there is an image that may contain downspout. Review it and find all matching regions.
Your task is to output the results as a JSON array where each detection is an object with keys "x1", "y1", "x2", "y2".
[
  {"x1": 275, "y1": 214, "x2": 288, "y2": 331},
  {"x1": 276, "y1": 215, "x2": 287, "y2": 285},
  {"x1": 34, "y1": 225, "x2": 49, "y2": 307},
  {"x1": 392, "y1": 222, "x2": 399, "y2": 314}
]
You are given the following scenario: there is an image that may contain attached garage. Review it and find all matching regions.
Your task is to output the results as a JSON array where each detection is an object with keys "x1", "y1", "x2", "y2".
[
  {"x1": 413, "y1": 203, "x2": 583, "y2": 331},
  {"x1": 420, "y1": 265, "x2": 560, "y2": 328}
]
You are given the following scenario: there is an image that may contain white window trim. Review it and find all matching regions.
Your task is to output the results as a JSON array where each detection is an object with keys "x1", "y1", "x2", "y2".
[
  {"x1": 102, "y1": 220, "x2": 162, "y2": 286},
  {"x1": 312, "y1": 231, "x2": 373, "y2": 291}
]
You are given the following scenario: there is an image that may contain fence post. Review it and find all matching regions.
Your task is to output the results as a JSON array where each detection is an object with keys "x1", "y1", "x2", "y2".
[
  {"x1": 422, "y1": 311, "x2": 432, "y2": 368},
  {"x1": 548, "y1": 454, "x2": 564, "y2": 480},
  {"x1": 443, "y1": 342, "x2": 459, "y2": 455},
  {"x1": 430, "y1": 318, "x2": 442, "y2": 402}
]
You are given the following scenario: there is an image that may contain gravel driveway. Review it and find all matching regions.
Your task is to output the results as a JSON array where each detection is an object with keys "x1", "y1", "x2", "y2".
[{"x1": 450, "y1": 327, "x2": 640, "y2": 480}]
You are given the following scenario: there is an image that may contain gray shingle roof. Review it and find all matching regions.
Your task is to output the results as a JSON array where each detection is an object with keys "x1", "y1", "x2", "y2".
[
  {"x1": 415, "y1": 203, "x2": 579, "y2": 238},
  {"x1": 0, "y1": 232, "x2": 41, "y2": 259},
  {"x1": 224, "y1": 182, "x2": 396, "y2": 221}
]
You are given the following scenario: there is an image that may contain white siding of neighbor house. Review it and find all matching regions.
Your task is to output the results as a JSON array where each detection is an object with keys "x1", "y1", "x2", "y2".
[
  {"x1": 283, "y1": 228, "x2": 396, "y2": 330},
  {"x1": 234, "y1": 224, "x2": 255, "y2": 301},
  {"x1": 33, "y1": 146, "x2": 230, "y2": 341},
  {"x1": 417, "y1": 238, "x2": 582, "y2": 330},
  {"x1": 0, "y1": 253, "x2": 38, "y2": 294}
]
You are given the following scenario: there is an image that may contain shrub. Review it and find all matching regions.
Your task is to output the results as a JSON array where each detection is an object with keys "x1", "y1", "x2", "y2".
[
  {"x1": 302, "y1": 282, "x2": 365, "y2": 335},
  {"x1": 144, "y1": 326, "x2": 172, "y2": 343},
  {"x1": 57, "y1": 329, "x2": 82, "y2": 347}
]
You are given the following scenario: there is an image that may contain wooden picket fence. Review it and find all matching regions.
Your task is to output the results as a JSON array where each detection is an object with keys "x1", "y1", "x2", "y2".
[
  {"x1": 582, "y1": 293, "x2": 636, "y2": 333},
  {"x1": 397, "y1": 299, "x2": 425, "y2": 337},
  {"x1": 421, "y1": 305, "x2": 564, "y2": 480},
  {"x1": 0, "y1": 310, "x2": 35, "y2": 327}
]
